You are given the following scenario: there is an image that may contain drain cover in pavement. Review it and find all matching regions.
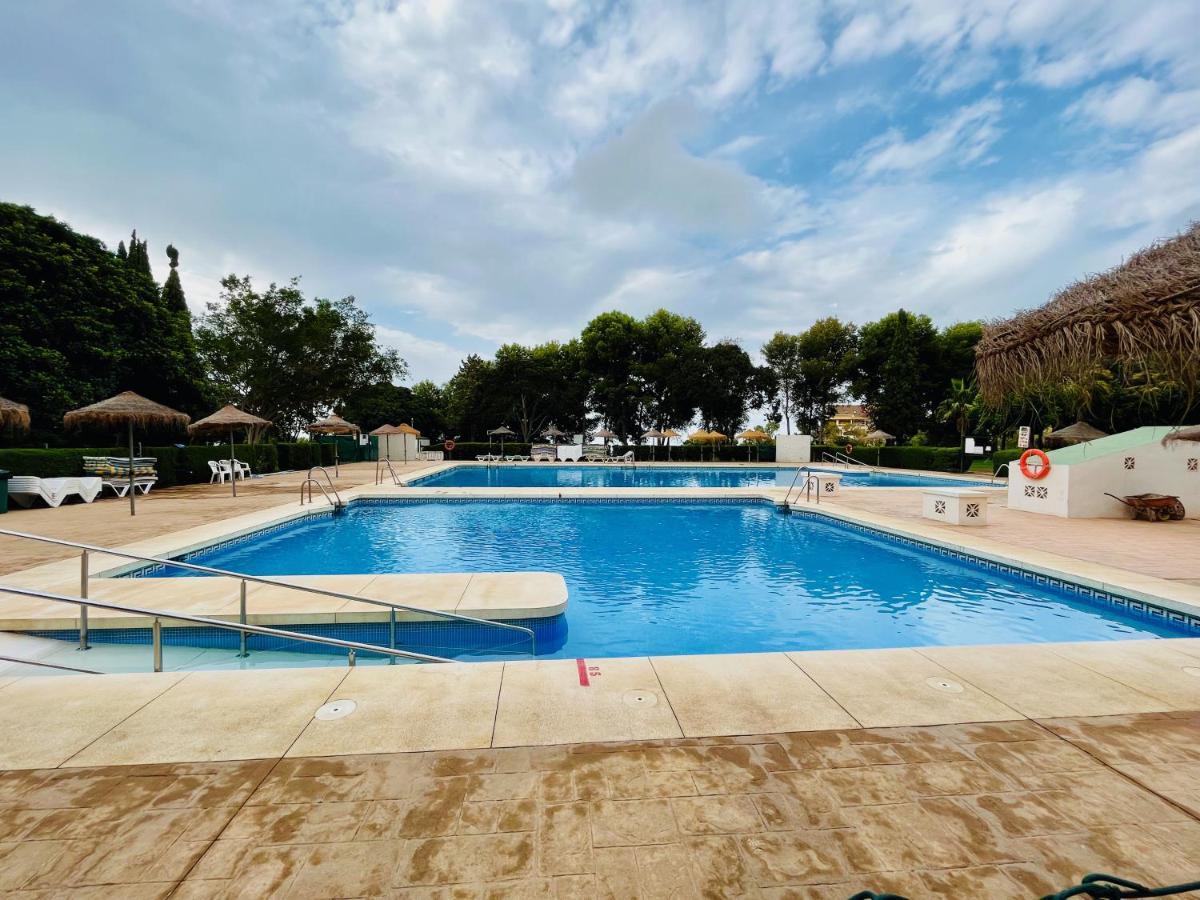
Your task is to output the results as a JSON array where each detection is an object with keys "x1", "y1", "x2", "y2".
[
  {"x1": 925, "y1": 677, "x2": 964, "y2": 694},
  {"x1": 315, "y1": 699, "x2": 357, "y2": 721},
  {"x1": 623, "y1": 690, "x2": 658, "y2": 708}
]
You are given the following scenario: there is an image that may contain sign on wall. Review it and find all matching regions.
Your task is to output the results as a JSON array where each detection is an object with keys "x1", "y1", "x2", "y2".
[{"x1": 1017, "y1": 426, "x2": 1031, "y2": 449}]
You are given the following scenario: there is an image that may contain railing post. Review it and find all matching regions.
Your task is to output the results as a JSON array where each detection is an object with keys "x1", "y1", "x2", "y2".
[
  {"x1": 78, "y1": 550, "x2": 90, "y2": 651},
  {"x1": 238, "y1": 580, "x2": 248, "y2": 658},
  {"x1": 388, "y1": 607, "x2": 397, "y2": 665},
  {"x1": 152, "y1": 618, "x2": 163, "y2": 672}
]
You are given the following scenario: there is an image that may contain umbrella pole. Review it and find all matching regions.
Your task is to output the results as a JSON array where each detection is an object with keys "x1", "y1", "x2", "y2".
[
  {"x1": 230, "y1": 428, "x2": 237, "y2": 498},
  {"x1": 128, "y1": 422, "x2": 136, "y2": 516}
]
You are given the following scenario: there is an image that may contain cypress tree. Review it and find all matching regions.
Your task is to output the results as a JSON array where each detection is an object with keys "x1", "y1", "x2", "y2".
[
  {"x1": 116, "y1": 240, "x2": 127, "y2": 261},
  {"x1": 161, "y1": 244, "x2": 187, "y2": 314}
]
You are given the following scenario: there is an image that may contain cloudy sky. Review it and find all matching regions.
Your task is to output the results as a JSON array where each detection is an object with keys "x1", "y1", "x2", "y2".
[{"x1": 4, "y1": 1, "x2": 1199, "y2": 384}]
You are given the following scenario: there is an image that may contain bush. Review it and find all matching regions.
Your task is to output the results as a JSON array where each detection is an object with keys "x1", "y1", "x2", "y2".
[
  {"x1": 990, "y1": 448, "x2": 1023, "y2": 474},
  {"x1": 812, "y1": 444, "x2": 966, "y2": 471},
  {"x1": 276, "y1": 442, "x2": 322, "y2": 471},
  {"x1": 0, "y1": 447, "x2": 125, "y2": 478}
]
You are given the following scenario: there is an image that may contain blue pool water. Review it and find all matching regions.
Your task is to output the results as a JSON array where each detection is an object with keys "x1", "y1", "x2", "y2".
[
  {"x1": 411, "y1": 464, "x2": 988, "y2": 489},
  {"x1": 156, "y1": 500, "x2": 1188, "y2": 659}
]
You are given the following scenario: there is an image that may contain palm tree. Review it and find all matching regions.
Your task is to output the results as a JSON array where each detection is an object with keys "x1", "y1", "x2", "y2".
[{"x1": 938, "y1": 378, "x2": 979, "y2": 471}]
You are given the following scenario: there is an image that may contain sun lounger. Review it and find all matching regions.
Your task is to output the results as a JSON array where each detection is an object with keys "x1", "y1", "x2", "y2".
[
  {"x1": 504, "y1": 455, "x2": 529, "y2": 462},
  {"x1": 83, "y1": 456, "x2": 158, "y2": 496},
  {"x1": 530, "y1": 445, "x2": 557, "y2": 462},
  {"x1": 8, "y1": 476, "x2": 103, "y2": 508},
  {"x1": 613, "y1": 450, "x2": 634, "y2": 463},
  {"x1": 582, "y1": 444, "x2": 609, "y2": 462}
]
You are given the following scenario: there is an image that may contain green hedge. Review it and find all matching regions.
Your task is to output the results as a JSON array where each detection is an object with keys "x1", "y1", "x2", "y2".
[
  {"x1": 812, "y1": 444, "x2": 966, "y2": 472},
  {"x1": 990, "y1": 448, "x2": 1023, "y2": 474},
  {"x1": 0, "y1": 444, "x2": 281, "y2": 486},
  {"x1": 276, "y1": 442, "x2": 324, "y2": 471},
  {"x1": 0, "y1": 447, "x2": 125, "y2": 478}
]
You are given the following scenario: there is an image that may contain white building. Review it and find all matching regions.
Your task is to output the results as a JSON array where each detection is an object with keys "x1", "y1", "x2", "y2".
[{"x1": 1007, "y1": 426, "x2": 1200, "y2": 518}]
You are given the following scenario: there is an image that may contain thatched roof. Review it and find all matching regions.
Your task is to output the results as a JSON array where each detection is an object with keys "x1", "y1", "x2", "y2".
[
  {"x1": 1162, "y1": 425, "x2": 1200, "y2": 444},
  {"x1": 1043, "y1": 421, "x2": 1108, "y2": 447},
  {"x1": 866, "y1": 429, "x2": 895, "y2": 442},
  {"x1": 369, "y1": 423, "x2": 401, "y2": 435},
  {"x1": 0, "y1": 396, "x2": 31, "y2": 433},
  {"x1": 488, "y1": 425, "x2": 516, "y2": 437},
  {"x1": 976, "y1": 222, "x2": 1200, "y2": 405},
  {"x1": 64, "y1": 391, "x2": 190, "y2": 431},
  {"x1": 188, "y1": 404, "x2": 271, "y2": 437},
  {"x1": 737, "y1": 429, "x2": 771, "y2": 441},
  {"x1": 307, "y1": 414, "x2": 360, "y2": 435},
  {"x1": 396, "y1": 423, "x2": 421, "y2": 435}
]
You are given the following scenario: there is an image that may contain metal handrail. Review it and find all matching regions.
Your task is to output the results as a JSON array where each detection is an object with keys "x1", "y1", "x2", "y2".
[
  {"x1": 0, "y1": 654, "x2": 102, "y2": 675},
  {"x1": 821, "y1": 451, "x2": 871, "y2": 469},
  {"x1": 0, "y1": 529, "x2": 537, "y2": 659},
  {"x1": 305, "y1": 466, "x2": 345, "y2": 506},
  {"x1": 375, "y1": 458, "x2": 401, "y2": 486},
  {"x1": 0, "y1": 584, "x2": 449, "y2": 670},
  {"x1": 992, "y1": 462, "x2": 1010, "y2": 484},
  {"x1": 300, "y1": 478, "x2": 341, "y2": 508},
  {"x1": 780, "y1": 468, "x2": 822, "y2": 507}
]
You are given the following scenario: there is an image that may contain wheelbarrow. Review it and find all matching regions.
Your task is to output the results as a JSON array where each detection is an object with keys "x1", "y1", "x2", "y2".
[{"x1": 1104, "y1": 492, "x2": 1186, "y2": 521}]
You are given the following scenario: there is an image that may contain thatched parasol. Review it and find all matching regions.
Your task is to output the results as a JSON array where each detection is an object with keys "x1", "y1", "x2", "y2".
[
  {"x1": 189, "y1": 405, "x2": 272, "y2": 498},
  {"x1": 737, "y1": 428, "x2": 771, "y2": 461},
  {"x1": 307, "y1": 414, "x2": 360, "y2": 476},
  {"x1": 1043, "y1": 421, "x2": 1108, "y2": 448},
  {"x1": 643, "y1": 428, "x2": 664, "y2": 462},
  {"x1": 64, "y1": 391, "x2": 190, "y2": 516},
  {"x1": 976, "y1": 222, "x2": 1200, "y2": 406},
  {"x1": 661, "y1": 427, "x2": 681, "y2": 461},
  {"x1": 543, "y1": 424, "x2": 567, "y2": 444},
  {"x1": 397, "y1": 423, "x2": 421, "y2": 463},
  {"x1": 866, "y1": 429, "x2": 894, "y2": 443},
  {"x1": 1161, "y1": 425, "x2": 1200, "y2": 445},
  {"x1": 0, "y1": 396, "x2": 31, "y2": 434},
  {"x1": 487, "y1": 425, "x2": 516, "y2": 456}
]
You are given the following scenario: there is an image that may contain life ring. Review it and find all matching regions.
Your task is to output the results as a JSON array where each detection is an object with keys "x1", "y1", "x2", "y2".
[
  {"x1": 444, "y1": 439, "x2": 456, "y2": 452},
  {"x1": 844, "y1": 444, "x2": 854, "y2": 456},
  {"x1": 1019, "y1": 448, "x2": 1050, "y2": 480}
]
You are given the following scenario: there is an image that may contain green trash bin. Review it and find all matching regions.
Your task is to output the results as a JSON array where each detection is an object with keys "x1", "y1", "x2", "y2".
[{"x1": 0, "y1": 469, "x2": 9, "y2": 514}]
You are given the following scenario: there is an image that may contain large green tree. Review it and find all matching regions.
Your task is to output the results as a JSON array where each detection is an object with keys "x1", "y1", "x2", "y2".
[
  {"x1": 761, "y1": 331, "x2": 803, "y2": 434},
  {"x1": 696, "y1": 341, "x2": 763, "y2": 436},
  {"x1": 194, "y1": 275, "x2": 405, "y2": 436},
  {"x1": 580, "y1": 310, "x2": 644, "y2": 440},
  {"x1": 0, "y1": 203, "x2": 208, "y2": 440},
  {"x1": 853, "y1": 310, "x2": 941, "y2": 440},
  {"x1": 795, "y1": 317, "x2": 858, "y2": 435}
]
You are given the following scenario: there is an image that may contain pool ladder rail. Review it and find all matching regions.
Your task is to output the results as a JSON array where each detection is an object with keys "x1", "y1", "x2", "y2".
[
  {"x1": 820, "y1": 450, "x2": 873, "y2": 470},
  {"x1": 375, "y1": 457, "x2": 401, "y2": 486},
  {"x1": 779, "y1": 467, "x2": 827, "y2": 511},
  {"x1": 0, "y1": 528, "x2": 537, "y2": 662},
  {"x1": 300, "y1": 465, "x2": 345, "y2": 509}
]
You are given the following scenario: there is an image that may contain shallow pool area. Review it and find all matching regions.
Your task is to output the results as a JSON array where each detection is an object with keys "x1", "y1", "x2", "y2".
[
  {"x1": 410, "y1": 464, "x2": 990, "y2": 489},
  {"x1": 154, "y1": 499, "x2": 1192, "y2": 659}
]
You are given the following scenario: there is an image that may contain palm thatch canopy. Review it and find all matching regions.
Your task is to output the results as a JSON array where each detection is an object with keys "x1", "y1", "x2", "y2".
[
  {"x1": 1043, "y1": 421, "x2": 1108, "y2": 447},
  {"x1": 369, "y1": 424, "x2": 402, "y2": 435},
  {"x1": 188, "y1": 404, "x2": 271, "y2": 438},
  {"x1": 64, "y1": 391, "x2": 189, "y2": 431},
  {"x1": 543, "y1": 425, "x2": 567, "y2": 438},
  {"x1": 307, "y1": 414, "x2": 360, "y2": 435},
  {"x1": 661, "y1": 428, "x2": 681, "y2": 439},
  {"x1": 737, "y1": 429, "x2": 771, "y2": 441},
  {"x1": 866, "y1": 429, "x2": 895, "y2": 443},
  {"x1": 397, "y1": 423, "x2": 421, "y2": 436},
  {"x1": 1162, "y1": 425, "x2": 1200, "y2": 444},
  {"x1": 0, "y1": 396, "x2": 31, "y2": 433},
  {"x1": 488, "y1": 425, "x2": 516, "y2": 437},
  {"x1": 643, "y1": 428, "x2": 665, "y2": 440},
  {"x1": 976, "y1": 222, "x2": 1200, "y2": 405},
  {"x1": 593, "y1": 427, "x2": 617, "y2": 440}
]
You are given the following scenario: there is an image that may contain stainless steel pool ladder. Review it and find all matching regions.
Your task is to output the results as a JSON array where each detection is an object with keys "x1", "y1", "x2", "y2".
[
  {"x1": 820, "y1": 450, "x2": 872, "y2": 470},
  {"x1": 0, "y1": 529, "x2": 537, "y2": 660},
  {"x1": 301, "y1": 466, "x2": 345, "y2": 507},
  {"x1": 991, "y1": 463, "x2": 1010, "y2": 484},
  {"x1": 375, "y1": 458, "x2": 401, "y2": 486},
  {"x1": 780, "y1": 468, "x2": 823, "y2": 508},
  {"x1": 0, "y1": 584, "x2": 449, "y2": 671}
]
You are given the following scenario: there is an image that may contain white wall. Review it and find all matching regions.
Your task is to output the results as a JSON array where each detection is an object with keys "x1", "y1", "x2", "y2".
[
  {"x1": 378, "y1": 434, "x2": 420, "y2": 462},
  {"x1": 1008, "y1": 440, "x2": 1200, "y2": 518},
  {"x1": 776, "y1": 434, "x2": 812, "y2": 463}
]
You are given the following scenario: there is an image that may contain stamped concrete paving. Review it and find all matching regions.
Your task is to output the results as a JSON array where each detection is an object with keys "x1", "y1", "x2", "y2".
[{"x1": 1, "y1": 713, "x2": 1198, "y2": 897}]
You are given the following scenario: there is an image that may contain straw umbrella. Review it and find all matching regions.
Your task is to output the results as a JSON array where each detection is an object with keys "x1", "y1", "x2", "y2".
[
  {"x1": 643, "y1": 428, "x2": 664, "y2": 462},
  {"x1": 737, "y1": 429, "x2": 771, "y2": 462},
  {"x1": 661, "y1": 428, "x2": 680, "y2": 462},
  {"x1": 543, "y1": 424, "x2": 567, "y2": 445},
  {"x1": 0, "y1": 397, "x2": 31, "y2": 435},
  {"x1": 689, "y1": 429, "x2": 713, "y2": 462},
  {"x1": 708, "y1": 430, "x2": 728, "y2": 463},
  {"x1": 369, "y1": 424, "x2": 400, "y2": 463},
  {"x1": 1043, "y1": 421, "x2": 1108, "y2": 448},
  {"x1": 63, "y1": 391, "x2": 190, "y2": 516},
  {"x1": 397, "y1": 423, "x2": 421, "y2": 463},
  {"x1": 865, "y1": 429, "x2": 895, "y2": 467},
  {"x1": 307, "y1": 414, "x2": 360, "y2": 476},
  {"x1": 488, "y1": 425, "x2": 516, "y2": 457},
  {"x1": 189, "y1": 405, "x2": 272, "y2": 498}
]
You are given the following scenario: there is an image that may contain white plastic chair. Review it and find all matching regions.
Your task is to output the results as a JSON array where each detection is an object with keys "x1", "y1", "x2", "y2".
[{"x1": 208, "y1": 460, "x2": 227, "y2": 484}]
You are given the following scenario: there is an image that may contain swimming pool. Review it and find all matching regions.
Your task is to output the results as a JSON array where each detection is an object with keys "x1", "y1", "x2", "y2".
[
  {"x1": 156, "y1": 499, "x2": 1190, "y2": 659},
  {"x1": 410, "y1": 464, "x2": 990, "y2": 489}
]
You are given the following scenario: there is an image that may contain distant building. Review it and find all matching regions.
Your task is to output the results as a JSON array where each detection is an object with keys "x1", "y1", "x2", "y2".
[{"x1": 828, "y1": 403, "x2": 871, "y2": 433}]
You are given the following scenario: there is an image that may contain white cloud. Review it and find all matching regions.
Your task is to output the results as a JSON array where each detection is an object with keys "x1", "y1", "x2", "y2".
[
  {"x1": 842, "y1": 98, "x2": 1004, "y2": 178},
  {"x1": 1069, "y1": 76, "x2": 1200, "y2": 134},
  {"x1": 374, "y1": 325, "x2": 470, "y2": 385}
]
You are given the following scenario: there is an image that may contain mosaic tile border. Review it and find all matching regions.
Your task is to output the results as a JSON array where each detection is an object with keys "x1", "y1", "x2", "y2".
[{"x1": 121, "y1": 495, "x2": 1200, "y2": 634}]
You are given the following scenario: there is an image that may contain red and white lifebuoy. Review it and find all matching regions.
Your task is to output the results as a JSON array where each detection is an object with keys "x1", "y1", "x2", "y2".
[
  {"x1": 844, "y1": 444, "x2": 854, "y2": 456},
  {"x1": 444, "y1": 439, "x2": 456, "y2": 452},
  {"x1": 1019, "y1": 448, "x2": 1050, "y2": 480}
]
